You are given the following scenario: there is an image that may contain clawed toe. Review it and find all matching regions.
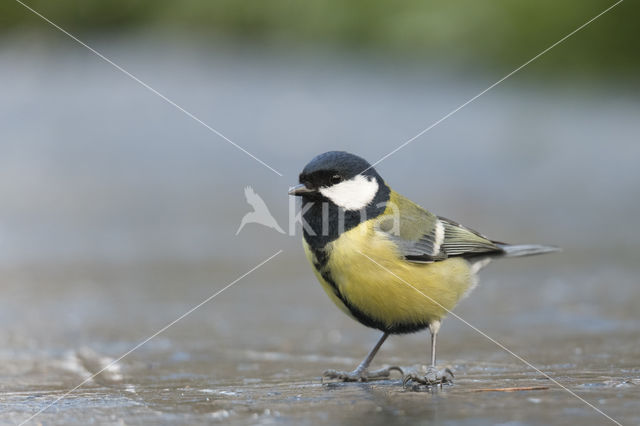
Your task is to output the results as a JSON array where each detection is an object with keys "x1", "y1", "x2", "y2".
[
  {"x1": 402, "y1": 366, "x2": 454, "y2": 388},
  {"x1": 322, "y1": 366, "x2": 403, "y2": 383},
  {"x1": 368, "y1": 365, "x2": 403, "y2": 380},
  {"x1": 323, "y1": 369, "x2": 363, "y2": 382}
]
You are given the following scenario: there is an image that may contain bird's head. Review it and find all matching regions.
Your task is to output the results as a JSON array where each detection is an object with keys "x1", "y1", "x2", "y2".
[{"x1": 288, "y1": 151, "x2": 385, "y2": 211}]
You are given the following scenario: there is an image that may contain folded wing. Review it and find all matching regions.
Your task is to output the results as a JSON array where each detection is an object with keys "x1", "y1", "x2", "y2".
[{"x1": 375, "y1": 195, "x2": 503, "y2": 263}]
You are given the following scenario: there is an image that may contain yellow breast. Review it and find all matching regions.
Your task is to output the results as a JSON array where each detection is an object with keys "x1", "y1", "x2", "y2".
[{"x1": 303, "y1": 220, "x2": 474, "y2": 333}]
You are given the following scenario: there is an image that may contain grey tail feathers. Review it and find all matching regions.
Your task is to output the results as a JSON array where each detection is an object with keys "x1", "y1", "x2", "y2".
[{"x1": 496, "y1": 243, "x2": 561, "y2": 258}]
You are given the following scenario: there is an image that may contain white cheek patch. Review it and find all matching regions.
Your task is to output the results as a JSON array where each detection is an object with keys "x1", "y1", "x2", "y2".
[{"x1": 319, "y1": 174, "x2": 379, "y2": 211}]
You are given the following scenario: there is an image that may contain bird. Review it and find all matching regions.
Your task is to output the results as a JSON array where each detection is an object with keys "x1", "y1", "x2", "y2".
[
  {"x1": 288, "y1": 151, "x2": 559, "y2": 386},
  {"x1": 236, "y1": 186, "x2": 285, "y2": 235}
]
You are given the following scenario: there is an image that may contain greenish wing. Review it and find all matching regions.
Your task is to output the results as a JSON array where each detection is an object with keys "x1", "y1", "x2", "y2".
[
  {"x1": 375, "y1": 199, "x2": 503, "y2": 262},
  {"x1": 437, "y1": 216, "x2": 503, "y2": 258},
  {"x1": 375, "y1": 195, "x2": 446, "y2": 262}
]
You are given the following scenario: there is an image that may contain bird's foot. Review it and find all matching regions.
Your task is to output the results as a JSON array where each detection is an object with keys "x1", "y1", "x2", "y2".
[
  {"x1": 322, "y1": 365, "x2": 403, "y2": 383},
  {"x1": 401, "y1": 365, "x2": 454, "y2": 388}
]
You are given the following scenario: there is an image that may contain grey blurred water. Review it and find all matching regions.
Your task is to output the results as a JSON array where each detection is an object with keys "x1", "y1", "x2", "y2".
[{"x1": 1, "y1": 34, "x2": 639, "y2": 425}]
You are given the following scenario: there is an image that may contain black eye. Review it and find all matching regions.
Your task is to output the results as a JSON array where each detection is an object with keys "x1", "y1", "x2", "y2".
[{"x1": 330, "y1": 174, "x2": 342, "y2": 184}]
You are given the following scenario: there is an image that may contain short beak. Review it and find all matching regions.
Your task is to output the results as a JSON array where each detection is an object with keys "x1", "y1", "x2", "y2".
[{"x1": 288, "y1": 183, "x2": 315, "y2": 196}]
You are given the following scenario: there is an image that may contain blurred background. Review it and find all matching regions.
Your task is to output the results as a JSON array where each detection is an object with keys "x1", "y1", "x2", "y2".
[{"x1": 1, "y1": 1, "x2": 639, "y2": 425}]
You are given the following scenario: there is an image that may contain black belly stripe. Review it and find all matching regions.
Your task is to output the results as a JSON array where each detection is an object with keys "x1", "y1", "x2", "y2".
[
  {"x1": 311, "y1": 246, "x2": 330, "y2": 269},
  {"x1": 311, "y1": 247, "x2": 430, "y2": 335}
]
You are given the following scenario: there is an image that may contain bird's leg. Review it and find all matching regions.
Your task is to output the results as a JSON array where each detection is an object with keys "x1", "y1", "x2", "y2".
[
  {"x1": 402, "y1": 321, "x2": 454, "y2": 387},
  {"x1": 430, "y1": 324, "x2": 437, "y2": 367},
  {"x1": 323, "y1": 332, "x2": 402, "y2": 382}
]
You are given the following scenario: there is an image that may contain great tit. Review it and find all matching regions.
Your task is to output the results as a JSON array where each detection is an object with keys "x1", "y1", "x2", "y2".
[{"x1": 288, "y1": 151, "x2": 559, "y2": 385}]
